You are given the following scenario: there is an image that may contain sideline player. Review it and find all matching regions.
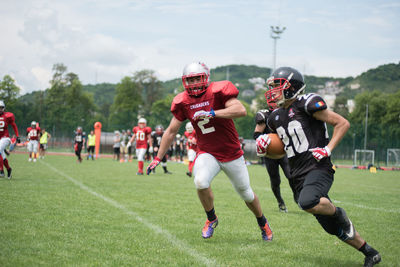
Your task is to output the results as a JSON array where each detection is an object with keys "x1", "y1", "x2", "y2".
[
  {"x1": 257, "y1": 66, "x2": 380, "y2": 266},
  {"x1": 184, "y1": 122, "x2": 197, "y2": 177},
  {"x1": 26, "y1": 121, "x2": 41, "y2": 162},
  {"x1": 0, "y1": 100, "x2": 20, "y2": 179},
  {"x1": 151, "y1": 125, "x2": 172, "y2": 174},
  {"x1": 128, "y1": 118, "x2": 152, "y2": 175},
  {"x1": 86, "y1": 130, "x2": 95, "y2": 160},
  {"x1": 254, "y1": 108, "x2": 296, "y2": 212},
  {"x1": 74, "y1": 127, "x2": 85, "y2": 163},
  {"x1": 39, "y1": 128, "x2": 51, "y2": 159},
  {"x1": 147, "y1": 62, "x2": 273, "y2": 241}
]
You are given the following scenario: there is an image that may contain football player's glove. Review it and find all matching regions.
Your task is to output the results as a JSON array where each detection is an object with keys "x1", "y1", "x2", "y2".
[
  {"x1": 147, "y1": 156, "x2": 161, "y2": 175},
  {"x1": 309, "y1": 146, "x2": 331, "y2": 161},
  {"x1": 74, "y1": 143, "x2": 78, "y2": 152},
  {"x1": 256, "y1": 134, "x2": 271, "y2": 157},
  {"x1": 148, "y1": 146, "x2": 154, "y2": 153},
  {"x1": 192, "y1": 108, "x2": 215, "y2": 121},
  {"x1": 127, "y1": 142, "x2": 132, "y2": 148},
  {"x1": 16, "y1": 137, "x2": 21, "y2": 143}
]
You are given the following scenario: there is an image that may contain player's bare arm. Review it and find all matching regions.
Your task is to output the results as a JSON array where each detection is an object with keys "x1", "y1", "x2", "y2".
[
  {"x1": 156, "y1": 117, "x2": 183, "y2": 160},
  {"x1": 254, "y1": 122, "x2": 266, "y2": 133},
  {"x1": 214, "y1": 98, "x2": 246, "y2": 119},
  {"x1": 313, "y1": 109, "x2": 350, "y2": 152}
]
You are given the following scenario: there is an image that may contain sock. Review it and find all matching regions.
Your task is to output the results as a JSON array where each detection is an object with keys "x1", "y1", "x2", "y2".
[
  {"x1": 206, "y1": 208, "x2": 217, "y2": 222},
  {"x1": 138, "y1": 161, "x2": 144, "y2": 172},
  {"x1": 4, "y1": 159, "x2": 10, "y2": 170},
  {"x1": 359, "y1": 242, "x2": 378, "y2": 256},
  {"x1": 163, "y1": 166, "x2": 167, "y2": 172},
  {"x1": 256, "y1": 214, "x2": 267, "y2": 227}
]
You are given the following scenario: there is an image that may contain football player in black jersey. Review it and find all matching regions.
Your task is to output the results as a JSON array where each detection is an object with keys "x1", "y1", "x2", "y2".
[
  {"x1": 74, "y1": 127, "x2": 86, "y2": 163},
  {"x1": 256, "y1": 67, "x2": 380, "y2": 267},
  {"x1": 151, "y1": 125, "x2": 172, "y2": 174},
  {"x1": 253, "y1": 107, "x2": 296, "y2": 212}
]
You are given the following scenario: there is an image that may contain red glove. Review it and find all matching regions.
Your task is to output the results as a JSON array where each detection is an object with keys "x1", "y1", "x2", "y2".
[
  {"x1": 74, "y1": 143, "x2": 78, "y2": 152},
  {"x1": 256, "y1": 134, "x2": 271, "y2": 156},
  {"x1": 309, "y1": 146, "x2": 331, "y2": 161},
  {"x1": 147, "y1": 156, "x2": 161, "y2": 175}
]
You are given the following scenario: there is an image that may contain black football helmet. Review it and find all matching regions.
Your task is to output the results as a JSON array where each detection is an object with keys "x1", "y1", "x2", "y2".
[
  {"x1": 155, "y1": 125, "x2": 164, "y2": 135},
  {"x1": 265, "y1": 67, "x2": 306, "y2": 107}
]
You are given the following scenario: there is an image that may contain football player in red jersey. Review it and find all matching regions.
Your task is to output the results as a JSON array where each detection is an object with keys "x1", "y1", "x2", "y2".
[
  {"x1": 258, "y1": 67, "x2": 380, "y2": 266},
  {"x1": 184, "y1": 122, "x2": 197, "y2": 177},
  {"x1": 128, "y1": 118, "x2": 153, "y2": 175},
  {"x1": 146, "y1": 62, "x2": 273, "y2": 241},
  {"x1": 0, "y1": 100, "x2": 20, "y2": 179},
  {"x1": 26, "y1": 121, "x2": 41, "y2": 162}
]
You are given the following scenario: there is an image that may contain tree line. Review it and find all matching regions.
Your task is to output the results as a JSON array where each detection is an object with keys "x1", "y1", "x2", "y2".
[{"x1": 1, "y1": 63, "x2": 399, "y2": 164}]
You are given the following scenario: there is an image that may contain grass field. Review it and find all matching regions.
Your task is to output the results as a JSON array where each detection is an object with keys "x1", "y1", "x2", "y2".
[{"x1": 1, "y1": 153, "x2": 399, "y2": 266}]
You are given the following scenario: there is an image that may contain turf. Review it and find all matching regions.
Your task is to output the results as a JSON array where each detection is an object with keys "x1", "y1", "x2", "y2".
[{"x1": 1, "y1": 153, "x2": 399, "y2": 266}]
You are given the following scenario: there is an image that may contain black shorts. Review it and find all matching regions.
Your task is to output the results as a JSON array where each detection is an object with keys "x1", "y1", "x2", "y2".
[
  {"x1": 88, "y1": 146, "x2": 95, "y2": 153},
  {"x1": 293, "y1": 168, "x2": 334, "y2": 210},
  {"x1": 114, "y1": 147, "x2": 120, "y2": 155}
]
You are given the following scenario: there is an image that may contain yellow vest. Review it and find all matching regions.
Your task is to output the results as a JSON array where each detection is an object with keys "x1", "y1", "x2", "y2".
[
  {"x1": 40, "y1": 132, "x2": 48, "y2": 144},
  {"x1": 88, "y1": 134, "x2": 96, "y2": 146}
]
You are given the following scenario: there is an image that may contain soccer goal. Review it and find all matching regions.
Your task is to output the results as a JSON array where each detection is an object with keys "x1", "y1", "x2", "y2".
[
  {"x1": 387, "y1": 149, "x2": 400, "y2": 167},
  {"x1": 354, "y1": 149, "x2": 375, "y2": 167}
]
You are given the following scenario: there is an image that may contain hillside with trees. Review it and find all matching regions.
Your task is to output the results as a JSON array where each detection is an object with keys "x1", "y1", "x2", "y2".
[{"x1": 1, "y1": 62, "x2": 399, "y2": 164}]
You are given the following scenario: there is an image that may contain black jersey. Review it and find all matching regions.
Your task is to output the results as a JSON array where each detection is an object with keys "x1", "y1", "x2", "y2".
[
  {"x1": 255, "y1": 109, "x2": 273, "y2": 134},
  {"x1": 151, "y1": 131, "x2": 163, "y2": 148},
  {"x1": 267, "y1": 93, "x2": 333, "y2": 178},
  {"x1": 74, "y1": 133, "x2": 85, "y2": 144}
]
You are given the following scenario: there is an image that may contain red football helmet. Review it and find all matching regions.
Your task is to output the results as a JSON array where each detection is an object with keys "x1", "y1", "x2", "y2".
[{"x1": 182, "y1": 62, "x2": 210, "y2": 96}]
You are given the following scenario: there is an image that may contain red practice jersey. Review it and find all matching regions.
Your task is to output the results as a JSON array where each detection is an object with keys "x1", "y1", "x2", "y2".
[
  {"x1": 132, "y1": 126, "x2": 152, "y2": 149},
  {"x1": 184, "y1": 130, "x2": 198, "y2": 151},
  {"x1": 0, "y1": 112, "x2": 18, "y2": 139},
  {"x1": 27, "y1": 126, "x2": 41, "y2": 141},
  {"x1": 172, "y1": 81, "x2": 243, "y2": 162}
]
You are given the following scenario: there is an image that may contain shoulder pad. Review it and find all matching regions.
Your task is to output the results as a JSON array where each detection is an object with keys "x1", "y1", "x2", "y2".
[
  {"x1": 255, "y1": 109, "x2": 270, "y2": 124},
  {"x1": 299, "y1": 93, "x2": 327, "y2": 114},
  {"x1": 210, "y1": 81, "x2": 238, "y2": 95}
]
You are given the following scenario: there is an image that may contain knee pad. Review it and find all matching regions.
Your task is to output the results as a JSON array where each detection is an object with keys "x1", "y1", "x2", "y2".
[
  {"x1": 314, "y1": 214, "x2": 339, "y2": 236},
  {"x1": 234, "y1": 185, "x2": 255, "y2": 202},
  {"x1": 298, "y1": 192, "x2": 320, "y2": 210},
  {"x1": 194, "y1": 175, "x2": 210, "y2": 190}
]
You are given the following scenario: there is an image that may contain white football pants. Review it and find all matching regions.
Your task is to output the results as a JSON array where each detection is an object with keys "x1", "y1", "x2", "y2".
[{"x1": 193, "y1": 153, "x2": 255, "y2": 202}]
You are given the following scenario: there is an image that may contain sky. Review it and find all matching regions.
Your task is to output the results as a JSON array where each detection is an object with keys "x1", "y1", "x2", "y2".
[{"x1": 1, "y1": 0, "x2": 399, "y2": 94}]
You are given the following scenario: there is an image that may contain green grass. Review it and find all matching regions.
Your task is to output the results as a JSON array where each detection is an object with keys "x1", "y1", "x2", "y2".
[{"x1": 1, "y1": 154, "x2": 399, "y2": 266}]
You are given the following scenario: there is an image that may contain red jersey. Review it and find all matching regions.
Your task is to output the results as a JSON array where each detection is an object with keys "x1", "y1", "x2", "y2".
[
  {"x1": 132, "y1": 126, "x2": 152, "y2": 149},
  {"x1": 184, "y1": 130, "x2": 198, "y2": 151},
  {"x1": 0, "y1": 112, "x2": 18, "y2": 139},
  {"x1": 27, "y1": 126, "x2": 41, "y2": 141},
  {"x1": 171, "y1": 81, "x2": 243, "y2": 162}
]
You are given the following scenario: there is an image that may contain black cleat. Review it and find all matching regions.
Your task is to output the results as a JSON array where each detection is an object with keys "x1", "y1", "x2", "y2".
[
  {"x1": 164, "y1": 171, "x2": 172, "y2": 174},
  {"x1": 0, "y1": 170, "x2": 4, "y2": 178},
  {"x1": 364, "y1": 252, "x2": 381, "y2": 267},
  {"x1": 186, "y1": 172, "x2": 192, "y2": 177},
  {"x1": 335, "y1": 207, "x2": 355, "y2": 241},
  {"x1": 278, "y1": 202, "x2": 288, "y2": 213},
  {"x1": 6, "y1": 168, "x2": 12, "y2": 179}
]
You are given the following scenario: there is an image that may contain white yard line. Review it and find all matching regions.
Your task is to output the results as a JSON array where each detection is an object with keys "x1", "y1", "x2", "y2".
[{"x1": 41, "y1": 161, "x2": 218, "y2": 267}]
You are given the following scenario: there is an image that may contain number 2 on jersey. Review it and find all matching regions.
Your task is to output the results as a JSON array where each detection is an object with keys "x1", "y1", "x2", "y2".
[{"x1": 197, "y1": 118, "x2": 215, "y2": 134}]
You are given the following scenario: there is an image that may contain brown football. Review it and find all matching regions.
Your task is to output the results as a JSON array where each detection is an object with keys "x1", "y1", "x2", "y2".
[{"x1": 265, "y1": 133, "x2": 285, "y2": 159}]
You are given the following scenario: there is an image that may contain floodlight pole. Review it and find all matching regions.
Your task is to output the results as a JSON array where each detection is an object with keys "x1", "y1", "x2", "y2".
[
  {"x1": 270, "y1": 26, "x2": 286, "y2": 73},
  {"x1": 364, "y1": 104, "x2": 368, "y2": 150}
]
